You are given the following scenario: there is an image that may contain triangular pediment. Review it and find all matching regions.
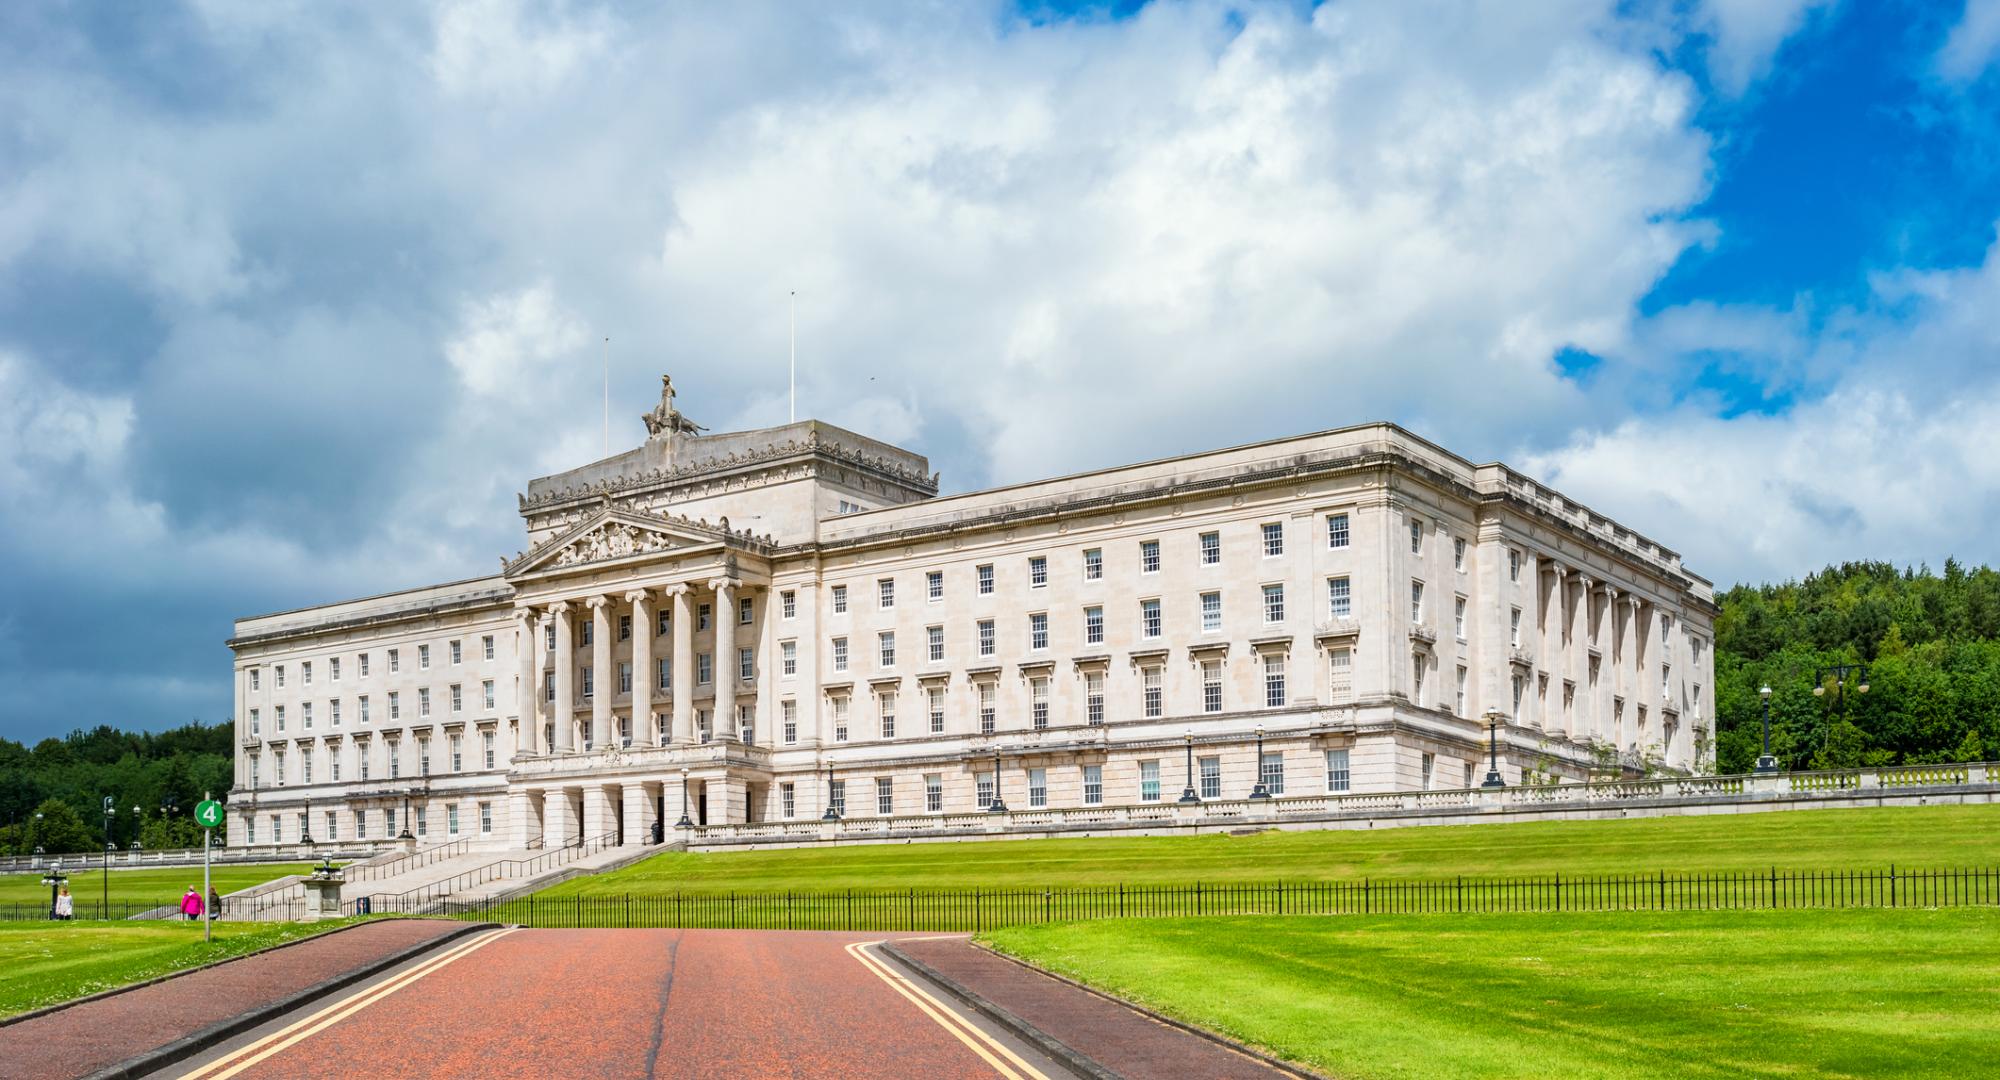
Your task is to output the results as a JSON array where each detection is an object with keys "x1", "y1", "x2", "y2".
[{"x1": 505, "y1": 503, "x2": 744, "y2": 578}]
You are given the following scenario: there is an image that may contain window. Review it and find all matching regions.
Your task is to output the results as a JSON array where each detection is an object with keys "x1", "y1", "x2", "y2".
[
  {"x1": 1199, "y1": 756, "x2": 1221, "y2": 799},
  {"x1": 1509, "y1": 548, "x2": 1522, "y2": 581},
  {"x1": 1328, "y1": 513, "x2": 1350, "y2": 549},
  {"x1": 978, "y1": 619, "x2": 996, "y2": 657},
  {"x1": 389, "y1": 648, "x2": 400, "y2": 673},
  {"x1": 354, "y1": 809, "x2": 366, "y2": 839},
  {"x1": 417, "y1": 737, "x2": 431, "y2": 776},
  {"x1": 657, "y1": 609, "x2": 670, "y2": 637},
  {"x1": 277, "y1": 664, "x2": 286, "y2": 688},
  {"x1": 1409, "y1": 518, "x2": 1424, "y2": 554},
  {"x1": 483, "y1": 680, "x2": 495, "y2": 709},
  {"x1": 925, "y1": 774, "x2": 943, "y2": 813},
  {"x1": 697, "y1": 653, "x2": 713, "y2": 684},
  {"x1": 1454, "y1": 665, "x2": 1468, "y2": 716},
  {"x1": 448, "y1": 804, "x2": 460, "y2": 837},
  {"x1": 1202, "y1": 660, "x2": 1223, "y2": 713},
  {"x1": 832, "y1": 637, "x2": 848, "y2": 672},
  {"x1": 450, "y1": 732, "x2": 464, "y2": 772},
  {"x1": 1140, "y1": 760, "x2": 1161, "y2": 802},
  {"x1": 383, "y1": 808, "x2": 394, "y2": 837},
  {"x1": 782, "y1": 640, "x2": 798, "y2": 676},
  {"x1": 738, "y1": 648, "x2": 753, "y2": 682},
  {"x1": 878, "y1": 631, "x2": 896, "y2": 668},
  {"x1": 1513, "y1": 674, "x2": 1526, "y2": 714},
  {"x1": 927, "y1": 625, "x2": 944, "y2": 662},
  {"x1": 389, "y1": 690, "x2": 404, "y2": 721},
  {"x1": 1330, "y1": 647, "x2": 1353, "y2": 702},
  {"x1": 1030, "y1": 677, "x2": 1049, "y2": 730},
  {"x1": 1412, "y1": 653, "x2": 1426, "y2": 705},
  {"x1": 1263, "y1": 583, "x2": 1285, "y2": 623},
  {"x1": 1139, "y1": 540, "x2": 1160, "y2": 574},
  {"x1": 302, "y1": 752, "x2": 313, "y2": 785},
  {"x1": 928, "y1": 686, "x2": 946, "y2": 734},
  {"x1": 420, "y1": 644, "x2": 431, "y2": 669},
  {"x1": 359, "y1": 695, "x2": 371, "y2": 724},
  {"x1": 876, "y1": 777, "x2": 894, "y2": 816},
  {"x1": 1083, "y1": 764, "x2": 1103, "y2": 805},
  {"x1": 419, "y1": 688, "x2": 432, "y2": 717},
  {"x1": 1085, "y1": 606, "x2": 1105, "y2": 645},
  {"x1": 250, "y1": 708, "x2": 260, "y2": 735},
  {"x1": 1029, "y1": 556, "x2": 1048, "y2": 587},
  {"x1": 739, "y1": 597, "x2": 754, "y2": 625},
  {"x1": 580, "y1": 668, "x2": 593, "y2": 700},
  {"x1": 698, "y1": 603, "x2": 711, "y2": 631},
  {"x1": 833, "y1": 695, "x2": 850, "y2": 742},
  {"x1": 1453, "y1": 537, "x2": 1467, "y2": 570},
  {"x1": 1264, "y1": 653, "x2": 1286, "y2": 707},
  {"x1": 1454, "y1": 596, "x2": 1467, "y2": 640},
  {"x1": 330, "y1": 657, "x2": 341, "y2": 681},
  {"x1": 1421, "y1": 752, "x2": 1435, "y2": 790},
  {"x1": 1201, "y1": 592, "x2": 1221, "y2": 633},
  {"x1": 1086, "y1": 673, "x2": 1105, "y2": 724},
  {"x1": 1662, "y1": 663, "x2": 1672, "y2": 700},
  {"x1": 1509, "y1": 607, "x2": 1522, "y2": 647},
  {"x1": 1410, "y1": 580, "x2": 1425, "y2": 623},
  {"x1": 1200, "y1": 531, "x2": 1220, "y2": 565},
  {"x1": 250, "y1": 669, "x2": 260, "y2": 692},
  {"x1": 360, "y1": 652, "x2": 371, "y2": 677},
  {"x1": 545, "y1": 623, "x2": 556, "y2": 650},
  {"x1": 1141, "y1": 598, "x2": 1162, "y2": 639},
  {"x1": 618, "y1": 615, "x2": 631, "y2": 642},
  {"x1": 879, "y1": 691, "x2": 896, "y2": 738},
  {"x1": 781, "y1": 590, "x2": 797, "y2": 619},
  {"x1": 977, "y1": 772, "x2": 994, "y2": 810},
  {"x1": 483, "y1": 731, "x2": 496, "y2": 768},
  {"x1": 1261, "y1": 751, "x2": 1286, "y2": 795},
  {"x1": 1029, "y1": 612, "x2": 1049, "y2": 650},
  {"x1": 977, "y1": 564, "x2": 994, "y2": 594},
  {"x1": 879, "y1": 578, "x2": 895, "y2": 609},
  {"x1": 657, "y1": 657, "x2": 671, "y2": 691},
  {"x1": 450, "y1": 639, "x2": 462, "y2": 665},
  {"x1": 832, "y1": 585, "x2": 848, "y2": 614},
  {"x1": 450, "y1": 684, "x2": 463, "y2": 713},
  {"x1": 333, "y1": 699, "x2": 343, "y2": 726},
  {"x1": 302, "y1": 661, "x2": 312, "y2": 686},
  {"x1": 1028, "y1": 768, "x2": 1047, "y2": 808},
  {"x1": 782, "y1": 700, "x2": 798, "y2": 744},
  {"x1": 273, "y1": 751, "x2": 285, "y2": 786},
  {"x1": 927, "y1": 571, "x2": 943, "y2": 601},
  {"x1": 781, "y1": 783, "x2": 796, "y2": 819},
  {"x1": 249, "y1": 817, "x2": 258, "y2": 844},
  {"x1": 479, "y1": 802, "x2": 493, "y2": 836},
  {"x1": 1142, "y1": 665, "x2": 1163, "y2": 718},
  {"x1": 1262, "y1": 522, "x2": 1284, "y2": 557},
  {"x1": 276, "y1": 704, "x2": 286, "y2": 731},
  {"x1": 1327, "y1": 576, "x2": 1351, "y2": 619},
  {"x1": 979, "y1": 682, "x2": 996, "y2": 734},
  {"x1": 1083, "y1": 548, "x2": 1103, "y2": 580},
  {"x1": 484, "y1": 635, "x2": 495, "y2": 660}
]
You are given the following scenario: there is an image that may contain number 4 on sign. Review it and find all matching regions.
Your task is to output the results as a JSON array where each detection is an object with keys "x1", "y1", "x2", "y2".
[{"x1": 196, "y1": 800, "x2": 224, "y2": 829}]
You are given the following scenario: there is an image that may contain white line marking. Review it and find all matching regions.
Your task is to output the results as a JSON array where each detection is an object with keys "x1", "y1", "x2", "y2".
[{"x1": 846, "y1": 940, "x2": 1050, "y2": 1080}]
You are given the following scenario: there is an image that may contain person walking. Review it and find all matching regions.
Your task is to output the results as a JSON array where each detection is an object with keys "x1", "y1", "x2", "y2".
[
  {"x1": 54, "y1": 886, "x2": 73, "y2": 921},
  {"x1": 180, "y1": 887, "x2": 203, "y2": 922},
  {"x1": 208, "y1": 885, "x2": 222, "y2": 922}
]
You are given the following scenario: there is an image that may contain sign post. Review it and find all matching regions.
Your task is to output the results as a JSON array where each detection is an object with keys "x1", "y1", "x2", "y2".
[{"x1": 195, "y1": 795, "x2": 224, "y2": 942}]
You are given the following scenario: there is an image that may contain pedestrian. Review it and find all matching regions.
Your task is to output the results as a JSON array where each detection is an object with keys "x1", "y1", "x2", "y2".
[
  {"x1": 54, "y1": 886, "x2": 73, "y2": 921},
  {"x1": 209, "y1": 885, "x2": 222, "y2": 921},
  {"x1": 180, "y1": 887, "x2": 203, "y2": 922}
]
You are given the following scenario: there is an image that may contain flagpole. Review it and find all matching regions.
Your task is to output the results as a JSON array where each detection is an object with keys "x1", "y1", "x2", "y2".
[
  {"x1": 603, "y1": 336, "x2": 610, "y2": 457},
  {"x1": 789, "y1": 291, "x2": 796, "y2": 424}
]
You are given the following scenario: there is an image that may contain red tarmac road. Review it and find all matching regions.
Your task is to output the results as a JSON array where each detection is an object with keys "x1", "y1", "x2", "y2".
[{"x1": 159, "y1": 929, "x2": 1063, "y2": 1080}]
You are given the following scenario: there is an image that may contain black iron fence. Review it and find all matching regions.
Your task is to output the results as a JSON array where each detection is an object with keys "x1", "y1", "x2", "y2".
[{"x1": 437, "y1": 864, "x2": 2000, "y2": 933}]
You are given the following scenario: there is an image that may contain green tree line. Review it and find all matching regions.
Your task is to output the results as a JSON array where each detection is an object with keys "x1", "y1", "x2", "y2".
[
  {"x1": 1714, "y1": 560, "x2": 2000, "y2": 774},
  {"x1": 0, "y1": 721, "x2": 233, "y2": 855}
]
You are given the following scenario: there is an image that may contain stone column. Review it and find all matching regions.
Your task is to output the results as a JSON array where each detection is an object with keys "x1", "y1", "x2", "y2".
[
  {"x1": 510, "y1": 789, "x2": 534, "y2": 847},
  {"x1": 669, "y1": 584, "x2": 694, "y2": 744},
  {"x1": 515, "y1": 607, "x2": 538, "y2": 756},
  {"x1": 627, "y1": 589, "x2": 655, "y2": 747},
  {"x1": 582, "y1": 785, "x2": 612, "y2": 841},
  {"x1": 551, "y1": 602, "x2": 575, "y2": 753},
  {"x1": 1571, "y1": 575, "x2": 1594, "y2": 743},
  {"x1": 709, "y1": 577, "x2": 739, "y2": 742},
  {"x1": 622, "y1": 783, "x2": 655, "y2": 846},
  {"x1": 588, "y1": 596, "x2": 613, "y2": 751},
  {"x1": 1541, "y1": 564, "x2": 1567, "y2": 738},
  {"x1": 543, "y1": 788, "x2": 571, "y2": 849}
]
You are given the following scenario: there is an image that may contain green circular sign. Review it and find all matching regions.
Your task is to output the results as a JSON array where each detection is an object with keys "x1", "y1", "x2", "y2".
[{"x1": 195, "y1": 800, "x2": 225, "y2": 829}]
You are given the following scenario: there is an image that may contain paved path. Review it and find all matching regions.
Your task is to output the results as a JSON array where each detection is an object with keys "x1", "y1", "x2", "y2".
[{"x1": 0, "y1": 919, "x2": 466, "y2": 1080}]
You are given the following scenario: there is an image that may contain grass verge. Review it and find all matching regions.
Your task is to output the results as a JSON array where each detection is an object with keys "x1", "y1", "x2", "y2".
[
  {"x1": 983, "y1": 908, "x2": 2000, "y2": 1080},
  {"x1": 0, "y1": 864, "x2": 323, "y2": 916}
]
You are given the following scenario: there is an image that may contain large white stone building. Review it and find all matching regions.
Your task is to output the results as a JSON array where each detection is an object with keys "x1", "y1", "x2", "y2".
[{"x1": 226, "y1": 378, "x2": 1715, "y2": 851}]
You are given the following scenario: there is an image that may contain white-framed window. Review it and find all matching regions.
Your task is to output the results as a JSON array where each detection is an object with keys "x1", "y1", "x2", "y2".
[
  {"x1": 1327, "y1": 513, "x2": 1350, "y2": 549},
  {"x1": 925, "y1": 774, "x2": 943, "y2": 813},
  {"x1": 1083, "y1": 764, "x2": 1103, "y2": 805},
  {"x1": 450, "y1": 639, "x2": 462, "y2": 665},
  {"x1": 447, "y1": 804, "x2": 460, "y2": 836},
  {"x1": 977, "y1": 564, "x2": 995, "y2": 594},
  {"x1": 1028, "y1": 767, "x2": 1047, "y2": 808},
  {"x1": 302, "y1": 701, "x2": 313, "y2": 730},
  {"x1": 618, "y1": 615, "x2": 631, "y2": 642},
  {"x1": 927, "y1": 571, "x2": 943, "y2": 601},
  {"x1": 1200, "y1": 531, "x2": 1220, "y2": 565},
  {"x1": 1086, "y1": 673, "x2": 1105, "y2": 724},
  {"x1": 697, "y1": 653, "x2": 713, "y2": 684},
  {"x1": 1263, "y1": 583, "x2": 1285, "y2": 623},
  {"x1": 1029, "y1": 612, "x2": 1049, "y2": 651},
  {"x1": 928, "y1": 686, "x2": 946, "y2": 734},
  {"x1": 330, "y1": 699, "x2": 345, "y2": 728},
  {"x1": 978, "y1": 619, "x2": 996, "y2": 656},
  {"x1": 615, "y1": 663, "x2": 631, "y2": 695},
  {"x1": 739, "y1": 647, "x2": 753, "y2": 682},
  {"x1": 1029, "y1": 556, "x2": 1048, "y2": 587},
  {"x1": 330, "y1": 657, "x2": 341, "y2": 682},
  {"x1": 781, "y1": 782, "x2": 797, "y2": 819},
  {"x1": 479, "y1": 802, "x2": 493, "y2": 835},
  {"x1": 1261, "y1": 751, "x2": 1286, "y2": 795},
  {"x1": 781, "y1": 640, "x2": 798, "y2": 676},
  {"x1": 450, "y1": 732, "x2": 464, "y2": 771},
  {"x1": 483, "y1": 731, "x2": 496, "y2": 768},
  {"x1": 1454, "y1": 665, "x2": 1468, "y2": 716},
  {"x1": 1264, "y1": 653, "x2": 1286, "y2": 707},
  {"x1": 418, "y1": 688, "x2": 431, "y2": 717},
  {"x1": 1421, "y1": 752, "x2": 1435, "y2": 790},
  {"x1": 302, "y1": 752, "x2": 313, "y2": 785},
  {"x1": 250, "y1": 668, "x2": 261, "y2": 692},
  {"x1": 1202, "y1": 659, "x2": 1223, "y2": 713},
  {"x1": 1453, "y1": 536, "x2": 1467, "y2": 570},
  {"x1": 1262, "y1": 521, "x2": 1284, "y2": 557},
  {"x1": 657, "y1": 657, "x2": 671, "y2": 691},
  {"x1": 1411, "y1": 580, "x2": 1425, "y2": 623},
  {"x1": 832, "y1": 585, "x2": 848, "y2": 614},
  {"x1": 782, "y1": 699, "x2": 798, "y2": 744},
  {"x1": 1509, "y1": 548, "x2": 1522, "y2": 581},
  {"x1": 581, "y1": 668, "x2": 594, "y2": 700},
  {"x1": 417, "y1": 736, "x2": 432, "y2": 776},
  {"x1": 833, "y1": 694, "x2": 850, "y2": 742},
  {"x1": 977, "y1": 771, "x2": 995, "y2": 810},
  {"x1": 450, "y1": 684, "x2": 463, "y2": 714},
  {"x1": 978, "y1": 682, "x2": 997, "y2": 734},
  {"x1": 1663, "y1": 663, "x2": 1673, "y2": 700},
  {"x1": 420, "y1": 643, "x2": 431, "y2": 669},
  {"x1": 1329, "y1": 647, "x2": 1353, "y2": 702},
  {"x1": 276, "y1": 704, "x2": 286, "y2": 731},
  {"x1": 1510, "y1": 607, "x2": 1523, "y2": 647},
  {"x1": 1412, "y1": 652, "x2": 1427, "y2": 706},
  {"x1": 879, "y1": 690, "x2": 897, "y2": 739},
  {"x1": 302, "y1": 660, "x2": 312, "y2": 686},
  {"x1": 1201, "y1": 592, "x2": 1222, "y2": 633},
  {"x1": 698, "y1": 603, "x2": 711, "y2": 631},
  {"x1": 1454, "y1": 596, "x2": 1467, "y2": 640},
  {"x1": 832, "y1": 637, "x2": 848, "y2": 672},
  {"x1": 1139, "y1": 540, "x2": 1160, "y2": 574},
  {"x1": 1141, "y1": 598, "x2": 1162, "y2": 639},
  {"x1": 1325, "y1": 748, "x2": 1351, "y2": 792},
  {"x1": 879, "y1": 578, "x2": 895, "y2": 609},
  {"x1": 1085, "y1": 606, "x2": 1105, "y2": 645},
  {"x1": 657, "y1": 608, "x2": 670, "y2": 637},
  {"x1": 354, "y1": 809, "x2": 366, "y2": 839},
  {"x1": 249, "y1": 708, "x2": 260, "y2": 735},
  {"x1": 1514, "y1": 674, "x2": 1527, "y2": 714},
  {"x1": 781, "y1": 590, "x2": 797, "y2": 619},
  {"x1": 482, "y1": 680, "x2": 495, "y2": 709},
  {"x1": 876, "y1": 777, "x2": 894, "y2": 816},
  {"x1": 739, "y1": 597, "x2": 753, "y2": 625},
  {"x1": 1142, "y1": 665, "x2": 1163, "y2": 718},
  {"x1": 359, "y1": 652, "x2": 370, "y2": 677},
  {"x1": 275, "y1": 664, "x2": 286, "y2": 689},
  {"x1": 389, "y1": 648, "x2": 401, "y2": 673},
  {"x1": 1030, "y1": 677, "x2": 1049, "y2": 730},
  {"x1": 878, "y1": 631, "x2": 896, "y2": 668},
  {"x1": 483, "y1": 635, "x2": 495, "y2": 660},
  {"x1": 927, "y1": 625, "x2": 944, "y2": 663},
  {"x1": 388, "y1": 692, "x2": 400, "y2": 720},
  {"x1": 1199, "y1": 755, "x2": 1222, "y2": 799},
  {"x1": 358, "y1": 741, "x2": 372, "y2": 781},
  {"x1": 359, "y1": 695, "x2": 371, "y2": 724},
  {"x1": 1328, "y1": 576, "x2": 1351, "y2": 619},
  {"x1": 1083, "y1": 548, "x2": 1103, "y2": 580},
  {"x1": 1409, "y1": 518, "x2": 1424, "y2": 554},
  {"x1": 1140, "y1": 760, "x2": 1161, "y2": 802}
]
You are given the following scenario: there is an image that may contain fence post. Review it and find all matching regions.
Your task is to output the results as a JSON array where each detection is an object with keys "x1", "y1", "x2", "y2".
[
  {"x1": 1890, "y1": 864, "x2": 1897, "y2": 908},
  {"x1": 1118, "y1": 883, "x2": 1125, "y2": 919},
  {"x1": 1364, "y1": 878, "x2": 1371, "y2": 915},
  {"x1": 1656, "y1": 869, "x2": 1664, "y2": 910},
  {"x1": 529, "y1": 893, "x2": 534, "y2": 927}
]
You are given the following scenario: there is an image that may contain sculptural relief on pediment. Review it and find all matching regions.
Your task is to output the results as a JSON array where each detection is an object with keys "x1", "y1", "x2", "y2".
[{"x1": 551, "y1": 521, "x2": 679, "y2": 568}]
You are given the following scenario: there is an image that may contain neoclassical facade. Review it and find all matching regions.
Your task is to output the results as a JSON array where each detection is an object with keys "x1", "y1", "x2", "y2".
[{"x1": 226, "y1": 378, "x2": 1716, "y2": 850}]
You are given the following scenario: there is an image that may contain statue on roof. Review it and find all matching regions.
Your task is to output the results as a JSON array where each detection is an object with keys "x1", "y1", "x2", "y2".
[{"x1": 643, "y1": 374, "x2": 706, "y2": 439}]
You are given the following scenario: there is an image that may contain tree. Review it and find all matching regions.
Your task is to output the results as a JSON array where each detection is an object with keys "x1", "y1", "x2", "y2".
[{"x1": 24, "y1": 798, "x2": 93, "y2": 854}]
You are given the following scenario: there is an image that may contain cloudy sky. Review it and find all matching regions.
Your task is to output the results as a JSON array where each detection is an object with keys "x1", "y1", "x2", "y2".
[{"x1": 3, "y1": 0, "x2": 1999, "y2": 743}]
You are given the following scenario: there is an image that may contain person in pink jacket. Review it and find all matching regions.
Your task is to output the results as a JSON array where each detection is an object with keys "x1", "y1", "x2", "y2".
[{"x1": 180, "y1": 887, "x2": 204, "y2": 921}]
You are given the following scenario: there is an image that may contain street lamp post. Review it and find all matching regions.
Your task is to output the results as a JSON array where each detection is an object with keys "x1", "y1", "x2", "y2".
[
  {"x1": 398, "y1": 793, "x2": 413, "y2": 840},
  {"x1": 1177, "y1": 731, "x2": 1201, "y2": 805},
  {"x1": 682, "y1": 767, "x2": 699, "y2": 828},
  {"x1": 1480, "y1": 709, "x2": 1507, "y2": 790},
  {"x1": 301, "y1": 796, "x2": 314, "y2": 848},
  {"x1": 819, "y1": 763, "x2": 838, "y2": 822},
  {"x1": 40, "y1": 867, "x2": 66, "y2": 920},
  {"x1": 1813, "y1": 664, "x2": 1870, "y2": 758},
  {"x1": 1248, "y1": 726, "x2": 1271, "y2": 800},
  {"x1": 987, "y1": 748, "x2": 1008, "y2": 814},
  {"x1": 1755, "y1": 685, "x2": 1779, "y2": 773},
  {"x1": 101, "y1": 795, "x2": 114, "y2": 918}
]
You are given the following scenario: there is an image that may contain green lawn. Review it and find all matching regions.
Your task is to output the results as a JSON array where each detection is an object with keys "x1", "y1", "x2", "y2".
[
  {"x1": 985, "y1": 908, "x2": 2000, "y2": 1080},
  {"x1": 0, "y1": 864, "x2": 321, "y2": 916},
  {"x1": 537, "y1": 803, "x2": 2000, "y2": 896},
  {"x1": 0, "y1": 919, "x2": 359, "y2": 1019}
]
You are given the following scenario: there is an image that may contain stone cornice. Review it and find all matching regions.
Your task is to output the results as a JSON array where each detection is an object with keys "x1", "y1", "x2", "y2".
[{"x1": 517, "y1": 430, "x2": 939, "y2": 515}]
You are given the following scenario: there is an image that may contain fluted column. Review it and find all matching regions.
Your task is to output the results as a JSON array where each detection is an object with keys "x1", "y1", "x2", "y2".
[
  {"x1": 551, "y1": 602, "x2": 574, "y2": 753},
  {"x1": 627, "y1": 589, "x2": 655, "y2": 747},
  {"x1": 669, "y1": 584, "x2": 694, "y2": 743},
  {"x1": 588, "y1": 595, "x2": 613, "y2": 751},
  {"x1": 515, "y1": 607, "x2": 538, "y2": 757},
  {"x1": 1541, "y1": 564, "x2": 1567, "y2": 737},
  {"x1": 1572, "y1": 575, "x2": 1594, "y2": 742},
  {"x1": 1619, "y1": 594, "x2": 1641, "y2": 753},
  {"x1": 709, "y1": 577, "x2": 739, "y2": 741}
]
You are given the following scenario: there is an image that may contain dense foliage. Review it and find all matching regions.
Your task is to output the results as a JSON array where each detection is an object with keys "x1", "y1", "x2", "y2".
[
  {"x1": 0, "y1": 722, "x2": 233, "y2": 855},
  {"x1": 1713, "y1": 560, "x2": 2000, "y2": 774}
]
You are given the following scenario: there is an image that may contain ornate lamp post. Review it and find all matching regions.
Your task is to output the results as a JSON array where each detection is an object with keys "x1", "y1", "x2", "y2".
[
  {"x1": 398, "y1": 792, "x2": 414, "y2": 840},
  {"x1": 818, "y1": 762, "x2": 839, "y2": 822},
  {"x1": 129, "y1": 805, "x2": 142, "y2": 851},
  {"x1": 300, "y1": 795, "x2": 314, "y2": 847},
  {"x1": 40, "y1": 866, "x2": 67, "y2": 920},
  {"x1": 101, "y1": 795, "x2": 114, "y2": 918},
  {"x1": 1248, "y1": 726, "x2": 1271, "y2": 800},
  {"x1": 682, "y1": 767, "x2": 699, "y2": 828},
  {"x1": 987, "y1": 748, "x2": 1008, "y2": 814},
  {"x1": 1480, "y1": 709, "x2": 1507, "y2": 790},
  {"x1": 1177, "y1": 731, "x2": 1201, "y2": 805},
  {"x1": 1813, "y1": 664, "x2": 1869, "y2": 757},
  {"x1": 1755, "y1": 685, "x2": 1779, "y2": 774}
]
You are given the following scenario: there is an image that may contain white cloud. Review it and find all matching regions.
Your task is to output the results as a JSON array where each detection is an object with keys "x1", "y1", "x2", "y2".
[
  {"x1": 1939, "y1": 0, "x2": 2000, "y2": 82},
  {"x1": 446, "y1": 282, "x2": 592, "y2": 398},
  {"x1": 1693, "y1": 0, "x2": 1839, "y2": 97}
]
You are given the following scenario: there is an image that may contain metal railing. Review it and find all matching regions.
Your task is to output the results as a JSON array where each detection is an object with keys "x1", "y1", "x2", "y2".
[
  {"x1": 442, "y1": 864, "x2": 2000, "y2": 932},
  {"x1": 342, "y1": 836, "x2": 473, "y2": 884},
  {"x1": 349, "y1": 830, "x2": 622, "y2": 915}
]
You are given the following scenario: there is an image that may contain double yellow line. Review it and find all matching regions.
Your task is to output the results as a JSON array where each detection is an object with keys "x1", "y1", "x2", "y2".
[
  {"x1": 177, "y1": 928, "x2": 520, "y2": 1080},
  {"x1": 845, "y1": 939, "x2": 1051, "y2": 1080}
]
